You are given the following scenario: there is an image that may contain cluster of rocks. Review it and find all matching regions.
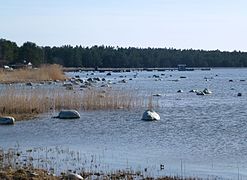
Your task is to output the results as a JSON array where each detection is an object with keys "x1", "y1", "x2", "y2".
[
  {"x1": 195, "y1": 88, "x2": 212, "y2": 96},
  {"x1": 175, "y1": 88, "x2": 212, "y2": 95},
  {"x1": 55, "y1": 109, "x2": 161, "y2": 121},
  {"x1": 0, "y1": 110, "x2": 81, "y2": 125},
  {"x1": 62, "y1": 75, "x2": 115, "y2": 91},
  {"x1": 152, "y1": 88, "x2": 214, "y2": 96},
  {"x1": 21, "y1": 73, "x2": 117, "y2": 91},
  {"x1": 152, "y1": 86, "x2": 243, "y2": 97},
  {"x1": 0, "y1": 109, "x2": 162, "y2": 125}
]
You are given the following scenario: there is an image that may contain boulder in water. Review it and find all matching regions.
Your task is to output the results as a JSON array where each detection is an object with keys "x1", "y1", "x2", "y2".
[
  {"x1": 189, "y1": 89, "x2": 198, "y2": 93},
  {"x1": 203, "y1": 88, "x2": 212, "y2": 94},
  {"x1": 196, "y1": 91, "x2": 205, "y2": 96},
  {"x1": 26, "y1": 82, "x2": 33, "y2": 86},
  {"x1": 0, "y1": 116, "x2": 15, "y2": 125},
  {"x1": 142, "y1": 110, "x2": 160, "y2": 121},
  {"x1": 119, "y1": 79, "x2": 127, "y2": 83},
  {"x1": 57, "y1": 110, "x2": 80, "y2": 119},
  {"x1": 153, "y1": 93, "x2": 162, "y2": 97}
]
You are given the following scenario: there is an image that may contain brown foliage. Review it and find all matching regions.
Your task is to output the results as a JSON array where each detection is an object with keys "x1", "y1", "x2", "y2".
[
  {"x1": 0, "y1": 64, "x2": 66, "y2": 83},
  {"x1": 0, "y1": 87, "x2": 153, "y2": 121}
]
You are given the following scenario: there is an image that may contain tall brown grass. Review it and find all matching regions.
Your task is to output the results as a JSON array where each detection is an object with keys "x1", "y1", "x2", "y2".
[
  {"x1": 0, "y1": 87, "x2": 155, "y2": 120},
  {"x1": 0, "y1": 64, "x2": 66, "y2": 83}
]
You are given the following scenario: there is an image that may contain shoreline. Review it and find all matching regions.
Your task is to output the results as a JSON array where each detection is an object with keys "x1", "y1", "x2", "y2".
[
  {"x1": 0, "y1": 167, "x2": 202, "y2": 180},
  {"x1": 62, "y1": 67, "x2": 212, "y2": 72}
]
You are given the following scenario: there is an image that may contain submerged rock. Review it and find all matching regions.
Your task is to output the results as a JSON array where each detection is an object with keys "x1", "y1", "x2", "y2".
[
  {"x1": 189, "y1": 89, "x2": 198, "y2": 93},
  {"x1": 101, "y1": 84, "x2": 110, "y2": 87},
  {"x1": 77, "y1": 78, "x2": 84, "y2": 83},
  {"x1": 66, "y1": 86, "x2": 73, "y2": 90},
  {"x1": 119, "y1": 79, "x2": 127, "y2": 83},
  {"x1": 93, "y1": 77, "x2": 101, "y2": 81},
  {"x1": 153, "y1": 75, "x2": 160, "y2": 78},
  {"x1": 203, "y1": 88, "x2": 212, "y2": 94},
  {"x1": 237, "y1": 93, "x2": 242, "y2": 97},
  {"x1": 195, "y1": 88, "x2": 212, "y2": 95},
  {"x1": 80, "y1": 85, "x2": 88, "y2": 88},
  {"x1": 142, "y1": 110, "x2": 160, "y2": 121},
  {"x1": 63, "y1": 83, "x2": 74, "y2": 90},
  {"x1": 153, "y1": 94, "x2": 162, "y2": 97},
  {"x1": 196, "y1": 91, "x2": 205, "y2": 96},
  {"x1": 0, "y1": 116, "x2": 15, "y2": 125},
  {"x1": 57, "y1": 110, "x2": 80, "y2": 119},
  {"x1": 87, "y1": 78, "x2": 93, "y2": 82},
  {"x1": 26, "y1": 82, "x2": 32, "y2": 86}
]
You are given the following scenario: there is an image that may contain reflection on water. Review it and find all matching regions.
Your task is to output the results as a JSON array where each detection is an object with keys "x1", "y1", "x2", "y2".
[{"x1": 1, "y1": 68, "x2": 247, "y2": 179}]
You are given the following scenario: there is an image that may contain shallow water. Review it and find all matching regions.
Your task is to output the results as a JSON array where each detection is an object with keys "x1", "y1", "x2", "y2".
[{"x1": 1, "y1": 68, "x2": 247, "y2": 179}]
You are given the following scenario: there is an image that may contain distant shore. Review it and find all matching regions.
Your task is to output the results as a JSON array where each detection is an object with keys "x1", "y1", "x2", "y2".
[{"x1": 63, "y1": 67, "x2": 212, "y2": 72}]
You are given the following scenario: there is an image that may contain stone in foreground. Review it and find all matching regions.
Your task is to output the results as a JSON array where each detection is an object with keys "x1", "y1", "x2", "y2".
[
  {"x1": 142, "y1": 110, "x2": 160, "y2": 121},
  {"x1": 67, "y1": 172, "x2": 83, "y2": 180},
  {"x1": 0, "y1": 116, "x2": 15, "y2": 125},
  {"x1": 57, "y1": 110, "x2": 80, "y2": 119}
]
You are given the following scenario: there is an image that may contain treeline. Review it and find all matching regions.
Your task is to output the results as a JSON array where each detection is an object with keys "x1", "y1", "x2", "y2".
[{"x1": 1, "y1": 38, "x2": 247, "y2": 67}]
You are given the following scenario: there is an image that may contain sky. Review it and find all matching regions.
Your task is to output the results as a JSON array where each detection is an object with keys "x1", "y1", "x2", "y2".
[{"x1": 1, "y1": 0, "x2": 247, "y2": 51}]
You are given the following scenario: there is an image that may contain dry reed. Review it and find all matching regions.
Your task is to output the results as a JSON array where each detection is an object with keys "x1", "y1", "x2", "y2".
[
  {"x1": 0, "y1": 148, "x2": 202, "y2": 180},
  {"x1": 0, "y1": 87, "x2": 155, "y2": 120},
  {"x1": 0, "y1": 64, "x2": 66, "y2": 83}
]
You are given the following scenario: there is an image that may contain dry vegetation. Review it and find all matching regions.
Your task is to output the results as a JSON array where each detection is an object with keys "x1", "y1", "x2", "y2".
[
  {"x1": 0, "y1": 168, "x2": 201, "y2": 180},
  {"x1": 0, "y1": 64, "x2": 66, "y2": 83},
  {"x1": 0, "y1": 148, "x2": 201, "y2": 180},
  {"x1": 0, "y1": 168, "x2": 59, "y2": 180},
  {"x1": 0, "y1": 87, "x2": 152, "y2": 121},
  {"x1": 0, "y1": 64, "x2": 157, "y2": 121}
]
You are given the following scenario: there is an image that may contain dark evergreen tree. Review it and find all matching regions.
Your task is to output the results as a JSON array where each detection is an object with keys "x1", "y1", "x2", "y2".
[
  {"x1": 18, "y1": 42, "x2": 43, "y2": 66},
  {"x1": 1, "y1": 38, "x2": 247, "y2": 68},
  {"x1": 0, "y1": 39, "x2": 19, "y2": 64}
]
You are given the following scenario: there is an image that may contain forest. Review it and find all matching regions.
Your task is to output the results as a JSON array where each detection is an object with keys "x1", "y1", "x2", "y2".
[{"x1": 0, "y1": 38, "x2": 247, "y2": 68}]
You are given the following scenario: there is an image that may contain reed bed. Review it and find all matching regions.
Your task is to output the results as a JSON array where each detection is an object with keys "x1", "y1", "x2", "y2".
[
  {"x1": 0, "y1": 87, "x2": 155, "y2": 120},
  {"x1": 0, "y1": 64, "x2": 66, "y2": 83},
  {"x1": 0, "y1": 147, "x2": 203, "y2": 180}
]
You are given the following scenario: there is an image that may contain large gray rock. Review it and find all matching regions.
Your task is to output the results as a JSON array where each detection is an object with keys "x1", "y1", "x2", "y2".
[
  {"x1": 57, "y1": 110, "x2": 80, "y2": 119},
  {"x1": 0, "y1": 116, "x2": 15, "y2": 125},
  {"x1": 142, "y1": 110, "x2": 160, "y2": 121}
]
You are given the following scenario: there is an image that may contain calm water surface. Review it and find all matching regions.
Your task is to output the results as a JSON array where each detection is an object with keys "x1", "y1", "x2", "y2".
[{"x1": 1, "y1": 68, "x2": 247, "y2": 179}]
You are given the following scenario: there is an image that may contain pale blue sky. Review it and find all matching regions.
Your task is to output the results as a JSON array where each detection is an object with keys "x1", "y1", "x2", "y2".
[{"x1": 1, "y1": 0, "x2": 247, "y2": 51}]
